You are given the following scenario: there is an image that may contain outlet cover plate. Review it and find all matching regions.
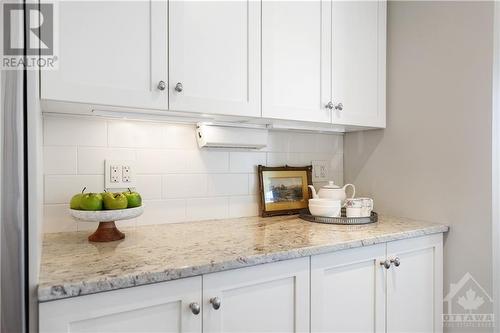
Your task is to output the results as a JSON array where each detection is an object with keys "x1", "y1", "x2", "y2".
[
  {"x1": 105, "y1": 160, "x2": 137, "y2": 190},
  {"x1": 312, "y1": 160, "x2": 329, "y2": 182}
]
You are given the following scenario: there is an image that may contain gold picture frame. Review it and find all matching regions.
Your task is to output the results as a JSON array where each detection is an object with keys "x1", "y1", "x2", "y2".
[{"x1": 258, "y1": 165, "x2": 313, "y2": 217}]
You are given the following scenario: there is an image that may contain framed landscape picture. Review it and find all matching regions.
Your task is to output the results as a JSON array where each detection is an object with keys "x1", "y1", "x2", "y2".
[{"x1": 258, "y1": 165, "x2": 313, "y2": 217}]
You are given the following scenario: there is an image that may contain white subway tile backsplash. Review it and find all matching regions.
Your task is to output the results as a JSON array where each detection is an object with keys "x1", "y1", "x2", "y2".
[
  {"x1": 163, "y1": 174, "x2": 208, "y2": 198},
  {"x1": 229, "y1": 195, "x2": 259, "y2": 218},
  {"x1": 207, "y1": 174, "x2": 248, "y2": 196},
  {"x1": 186, "y1": 150, "x2": 229, "y2": 173},
  {"x1": 43, "y1": 204, "x2": 77, "y2": 233},
  {"x1": 288, "y1": 132, "x2": 317, "y2": 153},
  {"x1": 248, "y1": 174, "x2": 259, "y2": 194},
  {"x1": 44, "y1": 146, "x2": 77, "y2": 175},
  {"x1": 44, "y1": 117, "x2": 107, "y2": 146},
  {"x1": 136, "y1": 175, "x2": 163, "y2": 200},
  {"x1": 330, "y1": 153, "x2": 344, "y2": 183},
  {"x1": 77, "y1": 147, "x2": 136, "y2": 175},
  {"x1": 164, "y1": 124, "x2": 198, "y2": 150},
  {"x1": 266, "y1": 152, "x2": 288, "y2": 167},
  {"x1": 186, "y1": 197, "x2": 229, "y2": 221},
  {"x1": 285, "y1": 153, "x2": 305, "y2": 167},
  {"x1": 315, "y1": 133, "x2": 343, "y2": 153},
  {"x1": 265, "y1": 131, "x2": 290, "y2": 152},
  {"x1": 229, "y1": 152, "x2": 266, "y2": 173},
  {"x1": 137, "y1": 199, "x2": 186, "y2": 225},
  {"x1": 44, "y1": 175, "x2": 103, "y2": 204},
  {"x1": 136, "y1": 149, "x2": 189, "y2": 174},
  {"x1": 108, "y1": 121, "x2": 165, "y2": 148},
  {"x1": 42, "y1": 116, "x2": 343, "y2": 233}
]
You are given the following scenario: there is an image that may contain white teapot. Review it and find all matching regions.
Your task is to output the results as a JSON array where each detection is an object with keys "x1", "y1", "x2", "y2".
[{"x1": 308, "y1": 181, "x2": 356, "y2": 203}]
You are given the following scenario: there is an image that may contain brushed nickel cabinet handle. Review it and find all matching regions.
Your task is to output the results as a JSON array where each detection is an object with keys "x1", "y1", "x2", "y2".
[
  {"x1": 157, "y1": 80, "x2": 166, "y2": 91},
  {"x1": 390, "y1": 257, "x2": 401, "y2": 267},
  {"x1": 380, "y1": 260, "x2": 391, "y2": 269},
  {"x1": 189, "y1": 302, "x2": 200, "y2": 315},
  {"x1": 210, "y1": 297, "x2": 221, "y2": 310}
]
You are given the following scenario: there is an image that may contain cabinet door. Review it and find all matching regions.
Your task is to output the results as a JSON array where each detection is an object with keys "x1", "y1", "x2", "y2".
[
  {"x1": 331, "y1": 0, "x2": 386, "y2": 127},
  {"x1": 41, "y1": 1, "x2": 168, "y2": 110},
  {"x1": 311, "y1": 244, "x2": 386, "y2": 333},
  {"x1": 39, "y1": 276, "x2": 202, "y2": 333},
  {"x1": 169, "y1": 1, "x2": 260, "y2": 117},
  {"x1": 262, "y1": 1, "x2": 331, "y2": 123},
  {"x1": 386, "y1": 234, "x2": 443, "y2": 333},
  {"x1": 203, "y1": 258, "x2": 309, "y2": 333}
]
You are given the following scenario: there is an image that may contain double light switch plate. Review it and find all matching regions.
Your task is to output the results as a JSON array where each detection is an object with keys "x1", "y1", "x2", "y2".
[{"x1": 105, "y1": 160, "x2": 137, "y2": 190}]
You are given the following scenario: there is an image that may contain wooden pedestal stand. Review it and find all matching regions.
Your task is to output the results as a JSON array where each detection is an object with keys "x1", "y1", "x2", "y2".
[{"x1": 88, "y1": 221, "x2": 125, "y2": 242}]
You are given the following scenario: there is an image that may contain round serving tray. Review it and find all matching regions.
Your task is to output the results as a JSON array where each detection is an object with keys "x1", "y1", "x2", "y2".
[
  {"x1": 69, "y1": 206, "x2": 144, "y2": 242},
  {"x1": 299, "y1": 208, "x2": 377, "y2": 225}
]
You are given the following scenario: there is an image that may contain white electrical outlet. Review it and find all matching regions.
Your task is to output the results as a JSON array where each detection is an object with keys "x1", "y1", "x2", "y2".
[
  {"x1": 110, "y1": 165, "x2": 121, "y2": 183},
  {"x1": 105, "y1": 160, "x2": 137, "y2": 189},
  {"x1": 122, "y1": 165, "x2": 131, "y2": 183},
  {"x1": 312, "y1": 160, "x2": 329, "y2": 182}
]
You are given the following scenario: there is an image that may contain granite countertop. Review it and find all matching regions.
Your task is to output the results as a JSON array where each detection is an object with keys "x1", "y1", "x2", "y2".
[{"x1": 38, "y1": 215, "x2": 448, "y2": 302}]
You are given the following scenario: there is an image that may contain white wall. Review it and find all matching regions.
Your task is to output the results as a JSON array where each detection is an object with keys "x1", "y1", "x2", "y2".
[
  {"x1": 344, "y1": 1, "x2": 494, "y2": 330},
  {"x1": 43, "y1": 115, "x2": 344, "y2": 233}
]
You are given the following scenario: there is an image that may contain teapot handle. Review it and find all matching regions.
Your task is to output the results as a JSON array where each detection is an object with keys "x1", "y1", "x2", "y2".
[{"x1": 343, "y1": 184, "x2": 356, "y2": 199}]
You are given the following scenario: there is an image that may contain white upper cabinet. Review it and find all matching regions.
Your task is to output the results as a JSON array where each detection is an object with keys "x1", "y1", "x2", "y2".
[
  {"x1": 262, "y1": 1, "x2": 331, "y2": 123},
  {"x1": 169, "y1": 1, "x2": 260, "y2": 117},
  {"x1": 41, "y1": 1, "x2": 168, "y2": 110},
  {"x1": 330, "y1": 0, "x2": 386, "y2": 127},
  {"x1": 41, "y1": 1, "x2": 386, "y2": 130}
]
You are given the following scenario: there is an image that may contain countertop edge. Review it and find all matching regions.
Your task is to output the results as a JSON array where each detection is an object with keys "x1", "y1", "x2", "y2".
[{"x1": 37, "y1": 224, "x2": 448, "y2": 302}]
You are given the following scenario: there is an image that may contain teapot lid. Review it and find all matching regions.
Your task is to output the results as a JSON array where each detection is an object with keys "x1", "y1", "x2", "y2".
[{"x1": 323, "y1": 181, "x2": 340, "y2": 189}]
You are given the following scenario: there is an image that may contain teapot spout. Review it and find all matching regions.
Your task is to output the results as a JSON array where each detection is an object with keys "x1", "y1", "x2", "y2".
[{"x1": 308, "y1": 185, "x2": 319, "y2": 199}]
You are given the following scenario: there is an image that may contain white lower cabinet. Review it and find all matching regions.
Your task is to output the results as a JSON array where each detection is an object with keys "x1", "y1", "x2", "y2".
[
  {"x1": 203, "y1": 257, "x2": 310, "y2": 333},
  {"x1": 386, "y1": 235, "x2": 443, "y2": 333},
  {"x1": 39, "y1": 276, "x2": 202, "y2": 333},
  {"x1": 311, "y1": 244, "x2": 386, "y2": 333},
  {"x1": 311, "y1": 234, "x2": 443, "y2": 333},
  {"x1": 39, "y1": 236, "x2": 443, "y2": 333}
]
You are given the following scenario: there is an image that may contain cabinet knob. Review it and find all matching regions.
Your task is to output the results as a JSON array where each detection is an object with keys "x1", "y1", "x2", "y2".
[
  {"x1": 175, "y1": 82, "x2": 183, "y2": 93},
  {"x1": 334, "y1": 103, "x2": 343, "y2": 111},
  {"x1": 210, "y1": 297, "x2": 221, "y2": 310},
  {"x1": 380, "y1": 260, "x2": 391, "y2": 269},
  {"x1": 325, "y1": 101, "x2": 334, "y2": 110},
  {"x1": 157, "y1": 80, "x2": 166, "y2": 91},
  {"x1": 189, "y1": 302, "x2": 200, "y2": 315},
  {"x1": 390, "y1": 257, "x2": 401, "y2": 267}
]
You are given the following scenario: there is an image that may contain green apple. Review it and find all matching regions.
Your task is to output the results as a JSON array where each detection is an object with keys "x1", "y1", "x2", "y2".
[
  {"x1": 79, "y1": 193, "x2": 103, "y2": 211},
  {"x1": 70, "y1": 187, "x2": 86, "y2": 210},
  {"x1": 103, "y1": 192, "x2": 128, "y2": 210},
  {"x1": 123, "y1": 189, "x2": 142, "y2": 208},
  {"x1": 70, "y1": 194, "x2": 83, "y2": 209}
]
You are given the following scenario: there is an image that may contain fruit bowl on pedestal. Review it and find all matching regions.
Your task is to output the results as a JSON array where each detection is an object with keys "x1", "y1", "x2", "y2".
[{"x1": 69, "y1": 206, "x2": 144, "y2": 242}]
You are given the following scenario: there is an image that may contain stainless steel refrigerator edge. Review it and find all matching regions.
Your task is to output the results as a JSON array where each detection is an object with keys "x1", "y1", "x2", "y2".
[
  {"x1": 1, "y1": 65, "x2": 27, "y2": 332},
  {"x1": 0, "y1": 5, "x2": 44, "y2": 331}
]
